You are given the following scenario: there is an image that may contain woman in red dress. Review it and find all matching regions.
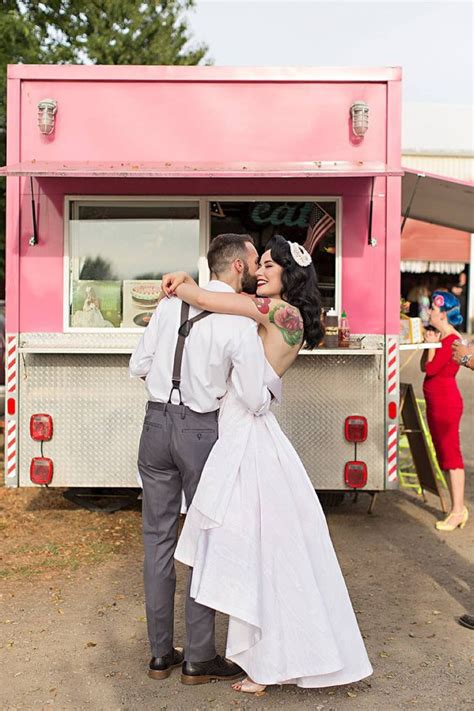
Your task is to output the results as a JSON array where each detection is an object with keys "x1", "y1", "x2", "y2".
[{"x1": 421, "y1": 291, "x2": 467, "y2": 531}]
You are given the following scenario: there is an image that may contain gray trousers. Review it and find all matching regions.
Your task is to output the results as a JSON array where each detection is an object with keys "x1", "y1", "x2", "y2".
[{"x1": 138, "y1": 401, "x2": 218, "y2": 662}]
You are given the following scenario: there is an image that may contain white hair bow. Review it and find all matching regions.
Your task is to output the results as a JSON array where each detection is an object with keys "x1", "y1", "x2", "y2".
[{"x1": 289, "y1": 242, "x2": 312, "y2": 267}]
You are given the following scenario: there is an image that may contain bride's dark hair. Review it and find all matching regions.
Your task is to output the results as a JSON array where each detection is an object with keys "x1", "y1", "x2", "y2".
[{"x1": 266, "y1": 235, "x2": 324, "y2": 349}]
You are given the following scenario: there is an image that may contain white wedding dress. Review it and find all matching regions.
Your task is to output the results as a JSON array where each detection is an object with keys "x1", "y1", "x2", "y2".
[{"x1": 175, "y1": 361, "x2": 373, "y2": 687}]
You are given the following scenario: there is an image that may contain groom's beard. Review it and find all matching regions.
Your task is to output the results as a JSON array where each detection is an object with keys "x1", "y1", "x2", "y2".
[{"x1": 241, "y1": 265, "x2": 258, "y2": 294}]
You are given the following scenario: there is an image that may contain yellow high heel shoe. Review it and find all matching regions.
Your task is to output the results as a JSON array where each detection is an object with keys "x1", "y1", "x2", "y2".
[{"x1": 435, "y1": 507, "x2": 469, "y2": 531}]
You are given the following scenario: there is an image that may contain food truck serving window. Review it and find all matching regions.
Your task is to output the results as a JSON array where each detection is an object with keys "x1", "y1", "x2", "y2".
[
  {"x1": 209, "y1": 199, "x2": 339, "y2": 311},
  {"x1": 67, "y1": 200, "x2": 200, "y2": 330}
]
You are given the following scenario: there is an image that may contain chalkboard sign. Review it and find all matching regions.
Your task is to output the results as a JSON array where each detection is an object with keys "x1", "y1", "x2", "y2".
[{"x1": 400, "y1": 383, "x2": 448, "y2": 512}]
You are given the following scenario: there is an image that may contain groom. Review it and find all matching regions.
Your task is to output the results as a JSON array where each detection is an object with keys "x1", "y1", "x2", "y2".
[{"x1": 129, "y1": 233, "x2": 271, "y2": 684}]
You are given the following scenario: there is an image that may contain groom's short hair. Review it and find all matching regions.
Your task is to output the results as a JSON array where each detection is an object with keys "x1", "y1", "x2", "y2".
[{"x1": 207, "y1": 233, "x2": 255, "y2": 277}]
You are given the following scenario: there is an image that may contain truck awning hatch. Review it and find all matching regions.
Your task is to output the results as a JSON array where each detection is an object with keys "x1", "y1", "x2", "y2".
[
  {"x1": 0, "y1": 160, "x2": 402, "y2": 179},
  {"x1": 402, "y1": 168, "x2": 474, "y2": 233}
]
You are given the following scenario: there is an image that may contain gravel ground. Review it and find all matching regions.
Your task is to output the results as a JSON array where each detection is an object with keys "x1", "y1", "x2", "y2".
[
  {"x1": 0, "y1": 353, "x2": 472, "y2": 710},
  {"x1": 0, "y1": 478, "x2": 473, "y2": 711}
]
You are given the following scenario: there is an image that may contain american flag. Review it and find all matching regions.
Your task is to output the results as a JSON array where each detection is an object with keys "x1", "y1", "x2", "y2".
[{"x1": 303, "y1": 203, "x2": 335, "y2": 255}]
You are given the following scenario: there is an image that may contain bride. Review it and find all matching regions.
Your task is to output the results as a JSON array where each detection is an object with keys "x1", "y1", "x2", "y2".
[{"x1": 162, "y1": 235, "x2": 372, "y2": 694}]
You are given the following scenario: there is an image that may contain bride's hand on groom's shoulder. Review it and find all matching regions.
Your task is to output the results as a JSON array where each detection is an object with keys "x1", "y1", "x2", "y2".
[{"x1": 161, "y1": 271, "x2": 189, "y2": 297}]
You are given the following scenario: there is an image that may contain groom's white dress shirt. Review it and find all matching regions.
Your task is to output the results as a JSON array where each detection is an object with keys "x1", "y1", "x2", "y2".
[{"x1": 129, "y1": 280, "x2": 270, "y2": 415}]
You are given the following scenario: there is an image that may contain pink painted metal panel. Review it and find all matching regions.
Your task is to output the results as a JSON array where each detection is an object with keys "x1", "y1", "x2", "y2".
[
  {"x1": 339, "y1": 177, "x2": 386, "y2": 334},
  {"x1": 7, "y1": 67, "x2": 401, "y2": 335},
  {"x1": 384, "y1": 81, "x2": 402, "y2": 336},
  {"x1": 19, "y1": 80, "x2": 390, "y2": 165},
  {"x1": 8, "y1": 64, "x2": 402, "y2": 82},
  {"x1": 385, "y1": 79, "x2": 402, "y2": 336},
  {"x1": 385, "y1": 177, "x2": 402, "y2": 335},
  {"x1": 1, "y1": 160, "x2": 403, "y2": 178},
  {"x1": 18, "y1": 182, "x2": 64, "y2": 332},
  {"x1": 5, "y1": 76, "x2": 21, "y2": 334}
]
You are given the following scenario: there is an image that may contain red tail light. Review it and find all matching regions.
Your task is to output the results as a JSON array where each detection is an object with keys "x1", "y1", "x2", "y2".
[
  {"x1": 30, "y1": 457, "x2": 53, "y2": 485},
  {"x1": 30, "y1": 414, "x2": 53, "y2": 441},
  {"x1": 344, "y1": 461, "x2": 367, "y2": 489},
  {"x1": 344, "y1": 416, "x2": 368, "y2": 443}
]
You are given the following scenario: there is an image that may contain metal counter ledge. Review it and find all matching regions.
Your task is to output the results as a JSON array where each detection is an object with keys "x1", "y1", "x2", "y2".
[{"x1": 19, "y1": 346, "x2": 384, "y2": 355}]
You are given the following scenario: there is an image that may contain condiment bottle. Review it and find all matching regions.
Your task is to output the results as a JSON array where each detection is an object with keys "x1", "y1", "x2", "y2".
[
  {"x1": 339, "y1": 310, "x2": 350, "y2": 348},
  {"x1": 324, "y1": 309, "x2": 339, "y2": 348}
]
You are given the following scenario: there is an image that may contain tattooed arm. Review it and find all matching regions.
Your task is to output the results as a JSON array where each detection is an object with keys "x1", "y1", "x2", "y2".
[
  {"x1": 258, "y1": 298, "x2": 304, "y2": 347},
  {"x1": 162, "y1": 271, "x2": 304, "y2": 345},
  {"x1": 169, "y1": 283, "x2": 304, "y2": 347},
  {"x1": 161, "y1": 271, "x2": 264, "y2": 320},
  {"x1": 170, "y1": 283, "x2": 267, "y2": 323}
]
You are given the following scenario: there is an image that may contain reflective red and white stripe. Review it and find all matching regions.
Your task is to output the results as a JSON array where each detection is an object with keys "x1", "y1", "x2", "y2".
[
  {"x1": 386, "y1": 335, "x2": 399, "y2": 484},
  {"x1": 387, "y1": 338, "x2": 397, "y2": 394},
  {"x1": 5, "y1": 335, "x2": 18, "y2": 481},
  {"x1": 6, "y1": 419, "x2": 17, "y2": 480},
  {"x1": 387, "y1": 424, "x2": 398, "y2": 482}
]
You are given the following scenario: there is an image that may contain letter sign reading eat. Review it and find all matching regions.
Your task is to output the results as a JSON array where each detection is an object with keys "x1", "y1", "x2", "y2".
[{"x1": 251, "y1": 202, "x2": 313, "y2": 228}]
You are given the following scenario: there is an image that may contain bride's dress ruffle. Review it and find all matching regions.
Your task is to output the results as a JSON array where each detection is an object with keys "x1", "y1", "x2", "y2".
[{"x1": 175, "y1": 362, "x2": 372, "y2": 687}]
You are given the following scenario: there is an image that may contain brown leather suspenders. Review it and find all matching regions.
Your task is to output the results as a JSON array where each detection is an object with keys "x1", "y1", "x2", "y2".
[{"x1": 168, "y1": 301, "x2": 211, "y2": 405}]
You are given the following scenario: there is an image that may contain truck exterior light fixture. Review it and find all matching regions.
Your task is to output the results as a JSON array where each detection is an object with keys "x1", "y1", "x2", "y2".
[
  {"x1": 344, "y1": 415, "x2": 368, "y2": 443},
  {"x1": 344, "y1": 461, "x2": 368, "y2": 489},
  {"x1": 38, "y1": 99, "x2": 58, "y2": 135},
  {"x1": 30, "y1": 413, "x2": 53, "y2": 441},
  {"x1": 350, "y1": 101, "x2": 369, "y2": 137},
  {"x1": 30, "y1": 457, "x2": 53, "y2": 485}
]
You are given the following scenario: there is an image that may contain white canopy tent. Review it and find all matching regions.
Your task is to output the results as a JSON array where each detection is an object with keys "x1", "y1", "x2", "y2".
[{"x1": 401, "y1": 261, "x2": 466, "y2": 275}]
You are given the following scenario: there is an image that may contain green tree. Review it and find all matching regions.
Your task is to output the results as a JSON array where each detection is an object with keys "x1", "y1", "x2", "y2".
[
  {"x1": 134, "y1": 272, "x2": 163, "y2": 280},
  {"x1": 0, "y1": 2, "x2": 44, "y2": 288},
  {"x1": 19, "y1": 1, "x2": 209, "y2": 66},
  {"x1": 80, "y1": 256, "x2": 117, "y2": 280},
  {"x1": 0, "y1": 1, "x2": 210, "y2": 290}
]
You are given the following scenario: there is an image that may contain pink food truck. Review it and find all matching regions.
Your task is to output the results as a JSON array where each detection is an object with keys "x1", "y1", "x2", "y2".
[{"x1": 2, "y1": 65, "x2": 406, "y2": 498}]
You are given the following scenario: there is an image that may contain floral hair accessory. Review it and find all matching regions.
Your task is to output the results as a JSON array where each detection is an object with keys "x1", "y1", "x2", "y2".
[
  {"x1": 289, "y1": 242, "x2": 312, "y2": 267},
  {"x1": 433, "y1": 294, "x2": 445, "y2": 308}
]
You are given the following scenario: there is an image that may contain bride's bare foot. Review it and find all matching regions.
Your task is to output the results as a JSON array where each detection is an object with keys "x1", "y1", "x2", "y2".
[{"x1": 232, "y1": 677, "x2": 267, "y2": 694}]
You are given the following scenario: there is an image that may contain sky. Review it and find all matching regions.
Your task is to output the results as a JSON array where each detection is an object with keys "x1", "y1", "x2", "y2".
[{"x1": 188, "y1": 1, "x2": 473, "y2": 105}]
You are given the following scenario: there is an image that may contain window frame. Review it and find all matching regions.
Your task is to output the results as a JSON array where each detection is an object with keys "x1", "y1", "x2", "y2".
[
  {"x1": 63, "y1": 196, "x2": 207, "y2": 333},
  {"x1": 206, "y1": 195, "x2": 342, "y2": 314},
  {"x1": 63, "y1": 195, "x2": 341, "y2": 333}
]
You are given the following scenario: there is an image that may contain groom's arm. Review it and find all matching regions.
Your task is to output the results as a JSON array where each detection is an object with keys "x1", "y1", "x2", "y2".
[
  {"x1": 230, "y1": 323, "x2": 271, "y2": 416},
  {"x1": 129, "y1": 306, "x2": 161, "y2": 379}
]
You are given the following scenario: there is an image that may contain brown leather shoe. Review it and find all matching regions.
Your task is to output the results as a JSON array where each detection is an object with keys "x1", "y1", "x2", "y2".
[
  {"x1": 148, "y1": 647, "x2": 184, "y2": 680},
  {"x1": 181, "y1": 655, "x2": 243, "y2": 685}
]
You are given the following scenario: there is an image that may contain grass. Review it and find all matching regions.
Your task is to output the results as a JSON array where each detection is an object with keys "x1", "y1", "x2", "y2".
[
  {"x1": 14, "y1": 542, "x2": 62, "y2": 555},
  {"x1": 0, "y1": 545, "x2": 113, "y2": 579},
  {"x1": 88, "y1": 542, "x2": 116, "y2": 562},
  {"x1": 0, "y1": 487, "x2": 142, "y2": 581}
]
